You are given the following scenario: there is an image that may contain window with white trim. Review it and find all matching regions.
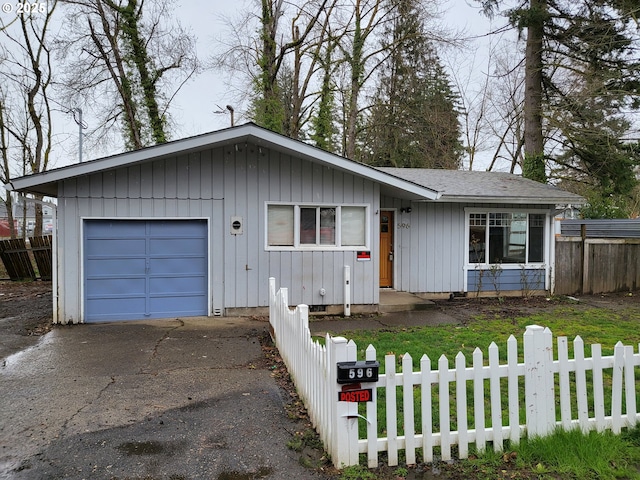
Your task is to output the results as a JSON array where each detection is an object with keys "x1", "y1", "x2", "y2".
[
  {"x1": 267, "y1": 204, "x2": 368, "y2": 249},
  {"x1": 468, "y1": 211, "x2": 546, "y2": 264}
]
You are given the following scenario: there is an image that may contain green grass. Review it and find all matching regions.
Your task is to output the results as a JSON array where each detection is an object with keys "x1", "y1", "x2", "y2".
[
  {"x1": 346, "y1": 306, "x2": 640, "y2": 364},
  {"x1": 330, "y1": 303, "x2": 640, "y2": 479},
  {"x1": 348, "y1": 305, "x2": 640, "y2": 434},
  {"x1": 455, "y1": 427, "x2": 640, "y2": 479}
]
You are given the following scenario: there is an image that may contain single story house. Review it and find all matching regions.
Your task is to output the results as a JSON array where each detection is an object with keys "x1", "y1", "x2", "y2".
[{"x1": 7, "y1": 123, "x2": 584, "y2": 323}]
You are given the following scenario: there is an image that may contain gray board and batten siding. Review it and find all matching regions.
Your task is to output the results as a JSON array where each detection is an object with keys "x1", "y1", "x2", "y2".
[
  {"x1": 381, "y1": 195, "x2": 552, "y2": 295},
  {"x1": 57, "y1": 142, "x2": 380, "y2": 323},
  {"x1": 381, "y1": 195, "x2": 465, "y2": 293}
]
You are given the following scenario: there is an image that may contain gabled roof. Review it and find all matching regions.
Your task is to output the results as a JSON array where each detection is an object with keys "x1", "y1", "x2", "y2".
[
  {"x1": 6, "y1": 123, "x2": 440, "y2": 201},
  {"x1": 377, "y1": 168, "x2": 585, "y2": 205}
]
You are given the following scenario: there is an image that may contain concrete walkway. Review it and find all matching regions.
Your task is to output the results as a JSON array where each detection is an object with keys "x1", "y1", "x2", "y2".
[{"x1": 310, "y1": 303, "x2": 461, "y2": 337}]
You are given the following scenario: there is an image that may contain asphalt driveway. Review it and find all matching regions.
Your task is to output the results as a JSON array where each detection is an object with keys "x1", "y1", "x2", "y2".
[{"x1": 0, "y1": 317, "x2": 332, "y2": 479}]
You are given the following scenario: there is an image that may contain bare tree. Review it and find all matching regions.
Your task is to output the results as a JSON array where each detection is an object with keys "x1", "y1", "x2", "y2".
[
  {"x1": 0, "y1": 2, "x2": 58, "y2": 236},
  {"x1": 484, "y1": 43, "x2": 525, "y2": 173},
  {"x1": 0, "y1": 91, "x2": 17, "y2": 238},
  {"x1": 255, "y1": 0, "x2": 329, "y2": 134},
  {"x1": 59, "y1": 0, "x2": 199, "y2": 150},
  {"x1": 213, "y1": 0, "x2": 341, "y2": 138},
  {"x1": 453, "y1": 60, "x2": 492, "y2": 171},
  {"x1": 214, "y1": 0, "x2": 456, "y2": 161},
  {"x1": 286, "y1": 0, "x2": 339, "y2": 139}
]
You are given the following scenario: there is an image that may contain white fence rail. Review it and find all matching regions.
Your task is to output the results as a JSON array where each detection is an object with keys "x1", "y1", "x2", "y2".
[{"x1": 268, "y1": 277, "x2": 640, "y2": 468}]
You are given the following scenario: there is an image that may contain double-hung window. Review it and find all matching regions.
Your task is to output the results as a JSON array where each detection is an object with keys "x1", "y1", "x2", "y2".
[
  {"x1": 467, "y1": 211, "x2": 546, "y2": 265},
  {"x1": 267, "y1": 204, "x2": 368, "y2": 250}
]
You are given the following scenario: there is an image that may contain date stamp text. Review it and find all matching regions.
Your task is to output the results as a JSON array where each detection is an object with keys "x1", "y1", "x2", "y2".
[{"x1": 2, "y1": 2, "x2": 48, "y2": 14}]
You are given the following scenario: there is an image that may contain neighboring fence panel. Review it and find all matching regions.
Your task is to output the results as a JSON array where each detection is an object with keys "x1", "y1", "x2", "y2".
[
  {"x1": 555, "y1": 219, "x2": 640, "y2": 295},
  {"x1": 585, "y1": 239, "x2": 640, "y2": 294},
  {"x1": 0, "y1": 238, "x2": 36, "y2": 280},
  {"x1": 0, "y1": 236, "x2": 52, "y2": 281},
  {"x1": 555, "y1": 237, "x2": 640, "y2": 295},
  {"x1": 561, "y1": 219, "x2": 640, "y2": 238},
  {"x1": 29, "y1": 235, "x2": 53, "y2": 280},
  {"x1": 270, "y1": 277, "x2": 640, "y2": 469}
]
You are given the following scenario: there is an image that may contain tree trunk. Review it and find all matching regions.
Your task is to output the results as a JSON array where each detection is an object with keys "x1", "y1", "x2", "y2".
[
  {"x1": 119, "y1": 0, "x2": 166, "y2": 144},
  {"x1": 34, "y1": 200, "x2": 43, "y2": 237},
  {"x1": 345, "y1": 1, "x2": 364, "y2": 160},
  {"x1": 523, "y1": 0, "x2": 546, "y2": 183},
  {"x1": 88, "y1": 8, "x2": 144, "y2": 150}
]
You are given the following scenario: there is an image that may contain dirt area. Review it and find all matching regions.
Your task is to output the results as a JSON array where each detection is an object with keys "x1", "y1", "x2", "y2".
[
  {"x1": 431, "y1": 289, "x2": 640, "y2": 326},
  {"x1": 0, "y1": 281, "x2": 53, "y2": 335}
]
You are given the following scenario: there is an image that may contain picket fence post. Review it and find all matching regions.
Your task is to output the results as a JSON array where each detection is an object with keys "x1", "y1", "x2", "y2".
[
  {"x1": 269, "y1": 277, "x2": 275, "y2": 310},
  {"x1": 523, "y1": 325, "x2": 555, "y2": 437},
  {"x1": 328, "y1": 336, "x2": 359, "y2": 467}
]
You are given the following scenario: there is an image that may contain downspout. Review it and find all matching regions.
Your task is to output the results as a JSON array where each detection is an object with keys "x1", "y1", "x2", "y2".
[
  {"x1": 51, "y1": 203, "x2": 57, "y2": 324},
  {"x1": 549, "y1": 213, "x2": 556, "y2": 294},
  {"x1": 343, "y1": 265, "x2": 351, "y2": 317}
]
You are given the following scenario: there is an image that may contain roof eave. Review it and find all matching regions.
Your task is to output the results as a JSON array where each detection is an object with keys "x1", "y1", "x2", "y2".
[
  {"x1": 5, "y1": 181, "x2": 58, "y2": 197},
  {"x1": 439, "y1": 195, "x2": 586, "y2": 205}
]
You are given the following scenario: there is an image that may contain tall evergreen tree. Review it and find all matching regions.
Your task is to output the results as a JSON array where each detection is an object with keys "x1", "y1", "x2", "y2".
[
  {"x1": 545, "y1": 2, "x2": 640, "y2": 200},
  {"x1": 479, "y1": 0, "x2": 640, "y2": 201},
  {"x1": 361, "y1": 0, "x2": 462, "y2": 168}
]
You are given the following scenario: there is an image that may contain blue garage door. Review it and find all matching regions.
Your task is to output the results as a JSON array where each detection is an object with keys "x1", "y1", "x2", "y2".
[{"x1": 84, "y1": 220, "x2": 208, "y2": 322}]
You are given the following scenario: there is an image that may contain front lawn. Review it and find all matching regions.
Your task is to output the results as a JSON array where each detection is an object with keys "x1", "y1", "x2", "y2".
[{"x1": 330, "y1": 297, "x2": 640, "y2": 479}]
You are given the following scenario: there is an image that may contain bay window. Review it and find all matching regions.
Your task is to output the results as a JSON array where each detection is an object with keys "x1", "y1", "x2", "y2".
[
  {"x1": 468, "y1": 211, "x2": 546, "y2": 264},
  {"x1": 267, "y1": 204, "x2": 368, "y2": 249}
]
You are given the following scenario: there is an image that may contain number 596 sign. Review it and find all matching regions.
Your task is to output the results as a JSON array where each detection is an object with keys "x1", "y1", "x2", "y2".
[{"x1": 336, "y1": 361, "x2": 379, "y2": 384}]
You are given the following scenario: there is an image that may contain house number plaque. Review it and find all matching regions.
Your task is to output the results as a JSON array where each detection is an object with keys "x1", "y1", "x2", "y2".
[{"x1": 336, "y1": 360, "x2": 379, "y2": 384}]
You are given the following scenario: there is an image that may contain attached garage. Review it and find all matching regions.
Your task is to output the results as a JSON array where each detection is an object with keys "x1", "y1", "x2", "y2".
[{"x1": 83, "y1": 219, "x2": 208, "y2": 322}]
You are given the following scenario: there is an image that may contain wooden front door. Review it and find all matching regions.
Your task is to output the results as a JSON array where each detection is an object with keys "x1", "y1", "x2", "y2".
[{"x1": 379, "y1": 211, "x2": 394, "y2": 287}]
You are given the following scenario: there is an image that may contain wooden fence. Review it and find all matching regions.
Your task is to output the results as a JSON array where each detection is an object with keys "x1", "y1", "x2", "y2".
[
  {"x1": 269, "y1": 277, "x2": 640, "y2": 469},
  {"x1": 555, "y1": 237, "x2": 640, "y2": 294},
  {"x1": 0, "y1": 236, "x2": 52, "y2": 280}
]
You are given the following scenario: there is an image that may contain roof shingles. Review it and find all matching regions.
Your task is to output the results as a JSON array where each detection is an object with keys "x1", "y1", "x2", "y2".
[{"x1": 377, "y1": 168, "x2": 584, "y2": 204}]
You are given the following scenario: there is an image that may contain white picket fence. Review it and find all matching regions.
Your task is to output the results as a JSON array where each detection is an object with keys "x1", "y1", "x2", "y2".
[{"x1": 268, "y1": 277, "x2": 640, "y2": 468}]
